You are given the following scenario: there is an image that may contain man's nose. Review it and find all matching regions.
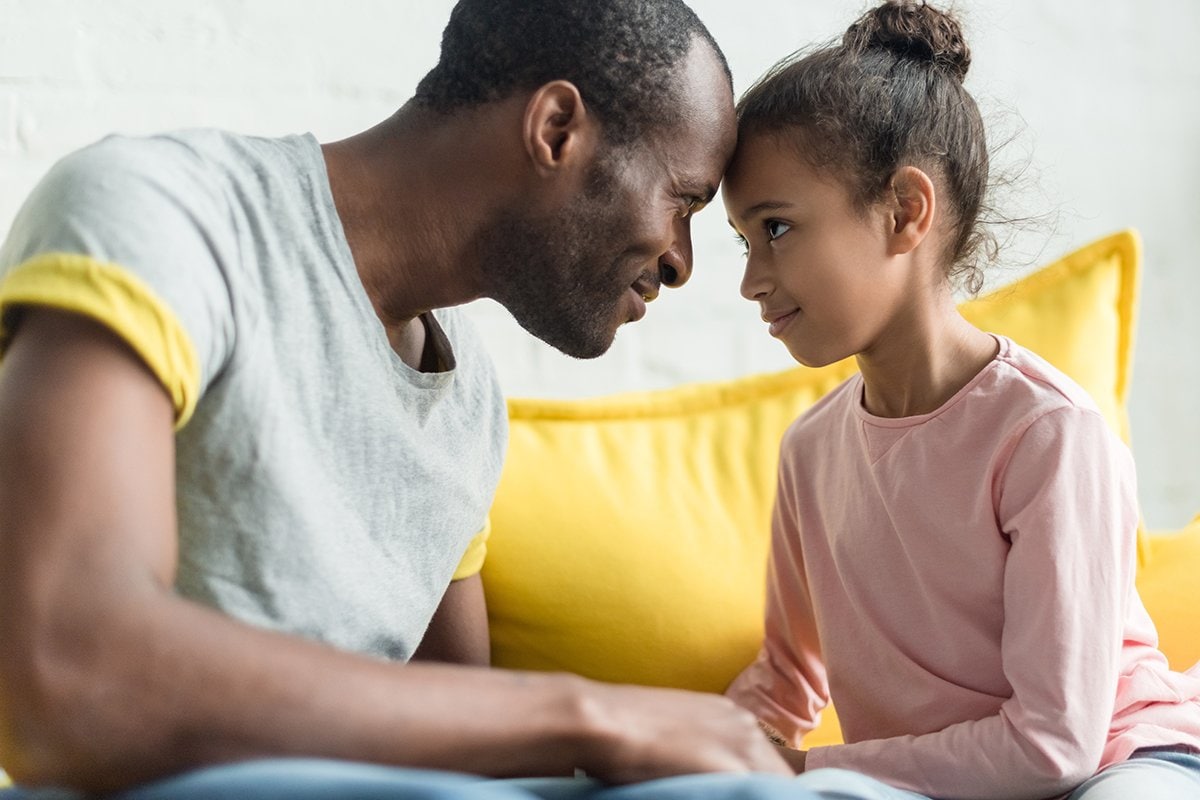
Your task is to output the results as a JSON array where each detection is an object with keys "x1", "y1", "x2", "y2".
[{"x1": 659, "y1": 217, "x2": 694, "y2": 289}]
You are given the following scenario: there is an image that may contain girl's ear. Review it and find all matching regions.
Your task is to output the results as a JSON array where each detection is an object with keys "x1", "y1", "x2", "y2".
[{"x1": 886, "y1": 166, "x2": 936, "y2": 256}]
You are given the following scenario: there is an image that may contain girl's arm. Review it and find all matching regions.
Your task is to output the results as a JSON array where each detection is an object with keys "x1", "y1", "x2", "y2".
[
  {"x1": 727, "y1": 460, "x2": 830, "y2": 743},
  {"x1": 804, "y1": 406, "x2": 1139, "y2": 800}
]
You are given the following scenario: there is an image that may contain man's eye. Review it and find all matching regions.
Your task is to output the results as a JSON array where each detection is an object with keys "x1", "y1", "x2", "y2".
[
  {"x1": 684, "y1": 197, "x2": 707, "y2": 217},
  {"x1": 765, "y1": 220, "x2": 791, "y2": 241}
]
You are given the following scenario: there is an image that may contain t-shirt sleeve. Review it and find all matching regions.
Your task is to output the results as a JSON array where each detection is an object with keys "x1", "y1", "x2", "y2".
[
  {"x1": 0, "y1": 135, "x2": 237, "y2": 428},
  {"x1": 805, "y1": 406, "x2": 1140, "y2": 800},
  {"x1": 726, "y1": 447, "x2": 830, "y2": 745}
]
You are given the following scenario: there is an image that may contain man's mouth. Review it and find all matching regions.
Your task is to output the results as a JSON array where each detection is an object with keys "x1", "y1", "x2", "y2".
[{"x1": 627, "y1": 287, "x2": 648, "y2": 322}]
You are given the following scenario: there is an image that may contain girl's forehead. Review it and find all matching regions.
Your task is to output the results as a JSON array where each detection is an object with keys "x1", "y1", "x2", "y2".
[
  {"x1": 732, "y1": 129, "x2": 808, "y2": 167},
  {"x1": 726, "y1": 133, "x2": 811, "y2": 188},
  {"x1": 723, "y1": 134, "x2": 857, "y2": 221}
]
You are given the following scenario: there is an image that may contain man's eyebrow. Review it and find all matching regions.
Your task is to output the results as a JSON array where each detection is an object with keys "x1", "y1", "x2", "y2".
[{"x1": 680, "y1": 181, "x2": 718, "y2": 203}]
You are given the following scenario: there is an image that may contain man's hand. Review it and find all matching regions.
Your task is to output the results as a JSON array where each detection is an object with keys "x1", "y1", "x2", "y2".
[{"x1": 572, "y1": 682, "x2": 793, "y2": 782}]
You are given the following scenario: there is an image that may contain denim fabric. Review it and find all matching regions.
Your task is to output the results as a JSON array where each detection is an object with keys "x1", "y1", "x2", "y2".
[
  {"x1": 0, "y1": 760, "x2": 823, "y2": 800},
  {"x1": 4, "y1": 752, "x2": 1197, "y2": 800},
  {"x1": 1066, "y1": 746, "x2": 1200, "y2": 799}
]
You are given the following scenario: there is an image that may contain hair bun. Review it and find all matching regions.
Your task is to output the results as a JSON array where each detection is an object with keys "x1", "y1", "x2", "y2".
[{"x1": 844, "y1": 1, "x2": 971, "y2": 82}]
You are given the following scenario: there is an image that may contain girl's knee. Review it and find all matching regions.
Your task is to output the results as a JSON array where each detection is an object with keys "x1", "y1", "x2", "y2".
[{"x1": 1068, "y1": 757, "x2": 1200, "y2": 800}]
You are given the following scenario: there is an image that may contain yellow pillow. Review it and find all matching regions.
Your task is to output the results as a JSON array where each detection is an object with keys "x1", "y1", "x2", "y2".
[
  {"x1": 1136, "y1": 514, "x2": 1200, "y2": 672},
  {"x1": 483, "y1": 230, "x2": 1143, "y2": 703}
]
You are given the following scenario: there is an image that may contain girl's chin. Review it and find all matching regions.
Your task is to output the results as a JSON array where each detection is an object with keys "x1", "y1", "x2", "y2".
[{"x1": 783, "y1": 339, "x2": 849, "y2": 370}]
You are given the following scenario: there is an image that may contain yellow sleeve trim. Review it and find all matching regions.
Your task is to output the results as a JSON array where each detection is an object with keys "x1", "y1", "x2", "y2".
[
  {"x1": 451, "y1": 519, "x2": 491, "y2": 581},
  {"x1": 0, "y1": 252, "x2": 201, "y2": 430}
]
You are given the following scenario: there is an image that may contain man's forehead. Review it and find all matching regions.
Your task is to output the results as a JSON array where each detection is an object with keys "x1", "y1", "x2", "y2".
[
  {"x1": 636, "y1": 122, "x2": 730, "y2": 192},
  {"x1": 673, "y1": 42, "x2": 737, "y2": 163},
  {"x1": 660, "y1": 112, "x2": 737, "y2": 185},
  {"x1": 674, "y1": 42, "x2": 735, "y2": 122},
  {"x1": 612, "y1": 39, "x2": 735, "y2": 185}
]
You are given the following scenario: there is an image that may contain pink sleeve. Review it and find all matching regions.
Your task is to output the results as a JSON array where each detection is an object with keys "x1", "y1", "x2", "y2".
[
  {"x1": 726, "y1": 456, "x2": 829, "y2": 746},
  {"x1": 806, "y1": 407, "x2": 1140, "y2": 800}
]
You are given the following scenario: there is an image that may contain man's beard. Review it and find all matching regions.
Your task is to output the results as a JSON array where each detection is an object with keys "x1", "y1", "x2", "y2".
[{"x1": 476, "y1": 169, "x2": 639, "y2": 359}]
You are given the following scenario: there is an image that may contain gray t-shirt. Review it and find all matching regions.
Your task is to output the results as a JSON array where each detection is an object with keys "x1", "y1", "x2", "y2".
[{"x1": 0, "y1": 130, "x2": 508, "y2": 660}]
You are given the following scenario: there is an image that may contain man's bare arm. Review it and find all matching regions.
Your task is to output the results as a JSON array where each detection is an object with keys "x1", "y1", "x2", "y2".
[
  {"x1": 412, "y1": 574, "x2": 491, "y2": 666},
  {"x1": 0, "y1": 309, "x2": 789, "y2": 792}
]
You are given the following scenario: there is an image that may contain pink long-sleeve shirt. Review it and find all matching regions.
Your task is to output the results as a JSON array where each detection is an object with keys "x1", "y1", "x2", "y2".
[{"x1": 728, "y1": 336, "x2": 1200, "y2": 800}]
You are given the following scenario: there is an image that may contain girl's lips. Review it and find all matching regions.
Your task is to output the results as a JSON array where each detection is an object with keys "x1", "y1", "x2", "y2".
[{"x1": 768, "y1": 309, "x2": 799, "y2": 337}]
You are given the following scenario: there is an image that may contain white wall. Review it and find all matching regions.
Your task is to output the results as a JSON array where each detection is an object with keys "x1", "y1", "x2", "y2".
[{"x1": 1, "y1": 1, "x2": 1197, "y2": 529}]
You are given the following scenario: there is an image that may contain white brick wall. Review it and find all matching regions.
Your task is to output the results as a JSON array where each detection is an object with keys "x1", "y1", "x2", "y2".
[{"x1": 1, "y1": 0, "x2": 1197, "y2": 529}]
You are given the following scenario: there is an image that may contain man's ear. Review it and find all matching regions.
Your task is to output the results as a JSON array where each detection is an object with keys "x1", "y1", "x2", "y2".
[
  {"x1": 886, "y1": 166, "x2": 936, "y2": 256},
  {"x1": 522, "y1": 80, "x2": 597, "y2": 176}
]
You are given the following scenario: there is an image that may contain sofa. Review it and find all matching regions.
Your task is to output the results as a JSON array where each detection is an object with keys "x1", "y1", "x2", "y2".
[
  {"x1": 1, "y1": 231, "x2": 1195, "y2": 788},
  {"x1": 480, "y1": 229, "x2": 1200, "y2": 749}
]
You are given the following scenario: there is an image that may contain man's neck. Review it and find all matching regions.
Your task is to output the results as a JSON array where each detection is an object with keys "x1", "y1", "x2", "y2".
[{"x1": 320, "y1": 103, "x2": 519, "y2": 332}]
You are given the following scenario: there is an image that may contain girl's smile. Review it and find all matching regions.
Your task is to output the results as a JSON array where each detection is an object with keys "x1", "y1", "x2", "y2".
[{"x1": 764, "y1": 307, "x2": 800, "y2": 337}]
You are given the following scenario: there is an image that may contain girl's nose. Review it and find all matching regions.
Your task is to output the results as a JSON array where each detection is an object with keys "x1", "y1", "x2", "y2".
[{"x1": 740, "y1": 258, "x2": 772, "y2": 301}]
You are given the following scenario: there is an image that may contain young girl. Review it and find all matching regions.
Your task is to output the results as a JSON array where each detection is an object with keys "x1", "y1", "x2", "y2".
[{"x1": 723, "y1": 2, "x2": 1200, "y2": 799}]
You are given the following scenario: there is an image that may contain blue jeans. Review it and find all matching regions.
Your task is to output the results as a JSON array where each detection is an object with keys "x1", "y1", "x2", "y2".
[
  {"x1": 2, "y1": 749, "x2": 1198, "y2": 799},
  {"x1": 0, "y1": 761, "x2": 820, "y2": 800},
  {"x1": 1066, "y1": 746, "x2": 1200, "y2": 799},
  {"x1": 781, "y1": 747, "x2": 1200, "y2": 800},
  {"x1": 782, "y1": 746, "x2": 1200, "y2": 800}
]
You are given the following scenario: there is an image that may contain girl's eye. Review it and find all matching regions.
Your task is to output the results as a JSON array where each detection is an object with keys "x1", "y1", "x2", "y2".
[
  {"x1": 765, "y1": 220, "x2": 791, "y2": 241},
  {"x1": 733, "y1": 233, "x2": 748, "y2": 256}
]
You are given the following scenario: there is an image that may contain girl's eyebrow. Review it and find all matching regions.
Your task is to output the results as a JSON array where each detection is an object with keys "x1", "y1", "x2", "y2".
[{"x1": 737, "y1": 200, "x2": 795, "y2": 219}]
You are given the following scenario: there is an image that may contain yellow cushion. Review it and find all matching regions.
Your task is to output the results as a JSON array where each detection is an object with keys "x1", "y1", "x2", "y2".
[
  {"x1": 482, "y1": 230, "x2": 1145, "y2": 741},
  {"x1": 1137, "y1": 515, "x2": 1200, "y2": 673}
]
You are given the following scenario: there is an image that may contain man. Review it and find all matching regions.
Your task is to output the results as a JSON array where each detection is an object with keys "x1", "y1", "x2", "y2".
[{"x1": 0, "y1": 1, "x2": 800, "y2": 798}]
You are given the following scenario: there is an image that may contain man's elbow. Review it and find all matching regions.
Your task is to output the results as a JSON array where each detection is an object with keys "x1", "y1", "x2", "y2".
[
  {"x1": 0, "y1": 605, "x2": 149, "y2": 791},
  {"x1": 0, "y1": 636, "x2": 82, "y2": 786}
]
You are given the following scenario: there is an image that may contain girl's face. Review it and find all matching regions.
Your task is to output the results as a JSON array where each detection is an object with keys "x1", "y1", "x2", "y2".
[{"x1": 723, "y1": 132, "x2": 911, "y2": 368}]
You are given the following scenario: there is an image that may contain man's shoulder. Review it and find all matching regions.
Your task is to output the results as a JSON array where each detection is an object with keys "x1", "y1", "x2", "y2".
[
  {"x1": 6, "y1": 128, "x2": 327, "y2": 270},
  {"x1": 21, "y1": 130, "x2": 240, "y2": 227},
  {"x1": 49, "y1": 129, "x2": 313, "y2": 194}
]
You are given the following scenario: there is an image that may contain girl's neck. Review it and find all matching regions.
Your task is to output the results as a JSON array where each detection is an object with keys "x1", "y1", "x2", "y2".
[{"x1": 855, "y1": 291, "x2": 998, "y2": 419}]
